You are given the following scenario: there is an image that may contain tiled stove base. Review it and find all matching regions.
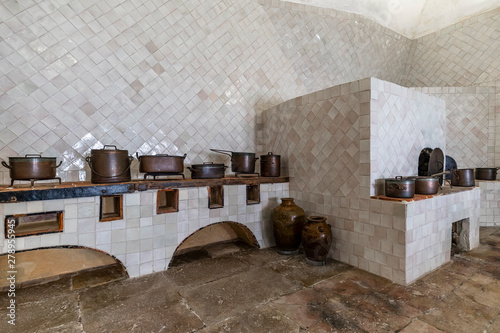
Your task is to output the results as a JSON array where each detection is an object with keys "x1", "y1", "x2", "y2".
[
  {"x1": 0, "y1": 183, "x2": 289, "y2": 278},
  {"x1": 478, "y1": 180, "x2": 500, "y2": 227},
  {"x1": 365, "y1": 186, "x2": 480, "y2": 285}
]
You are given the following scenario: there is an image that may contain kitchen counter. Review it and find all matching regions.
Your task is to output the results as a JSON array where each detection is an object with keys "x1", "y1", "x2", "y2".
[{"x1": 0, "y1": 176, "x2": 289, "y2": 203}]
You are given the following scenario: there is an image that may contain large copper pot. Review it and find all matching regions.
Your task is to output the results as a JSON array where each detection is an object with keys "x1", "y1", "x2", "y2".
[
  {"x1": 86, "y1": 145, "x2": 133, "y2": 183},
  {"x1": 136, "y1": 153, "x2": 186, "y2": 174}
]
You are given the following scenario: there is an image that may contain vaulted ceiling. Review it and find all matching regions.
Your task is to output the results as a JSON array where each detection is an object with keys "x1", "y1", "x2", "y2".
[{"x1": 283, "y1": 0, "x2": 500, "y2": 38}]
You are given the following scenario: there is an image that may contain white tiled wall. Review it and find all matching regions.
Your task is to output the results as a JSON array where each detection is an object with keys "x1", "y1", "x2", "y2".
[
  {"x1": 0, "y1": 182, "x2": 289, "y2": 277},
  {"x1": 0, "y1": 0, "x2": 410, "y2": 184},
  {"x1": 478, "y1": 180, "x2": 500, "y2": 227}
]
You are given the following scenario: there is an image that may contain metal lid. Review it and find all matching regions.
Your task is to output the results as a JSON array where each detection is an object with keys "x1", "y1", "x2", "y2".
[
  {"x1": 190, "y1": 162, "x2": 226, "y2": 168},
  {"x1": 9, "y1": 154, "x2": 56, "y2": 162},
  {"x1": 91, "y1": 145, "x2": 128, "y2": 153},
  {"x1": 385, "y1": 176, "x2": 415, "y2": 185}
]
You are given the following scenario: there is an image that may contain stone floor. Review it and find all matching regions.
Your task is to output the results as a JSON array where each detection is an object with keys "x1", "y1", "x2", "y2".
[{"x1": 1, "y1": 227, "x2": 500, "y2": 333}]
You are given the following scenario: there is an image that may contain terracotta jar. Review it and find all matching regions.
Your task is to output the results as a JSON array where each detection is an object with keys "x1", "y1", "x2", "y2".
[
  {"x1": 302, "y1": 216, "x2": 332, "y2": 265},
  {"x1": 271, "y1": 198, "x2": 305, "y2": 255}
]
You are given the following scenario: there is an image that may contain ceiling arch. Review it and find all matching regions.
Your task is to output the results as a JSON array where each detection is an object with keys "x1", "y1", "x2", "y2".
[{"x1": 282, "y1": 0, "x2": 500, "y2": 38}]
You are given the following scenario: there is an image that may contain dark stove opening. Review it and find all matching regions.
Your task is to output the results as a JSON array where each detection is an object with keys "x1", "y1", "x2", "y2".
[
  {"x1": 168, "y1": 221, "x2": 259, "y2": 268},
  {"x1": 451, "y1": 218, "x2": 470, "y2": 257}
]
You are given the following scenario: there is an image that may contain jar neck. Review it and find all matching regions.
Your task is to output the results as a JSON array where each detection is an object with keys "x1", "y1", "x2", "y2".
[
  {"x1": 281, "y1": 198, "x2": 295, "y2": 206},
  {"x1": 307, "y1": 216, "x2": 327, "y2": 223}
]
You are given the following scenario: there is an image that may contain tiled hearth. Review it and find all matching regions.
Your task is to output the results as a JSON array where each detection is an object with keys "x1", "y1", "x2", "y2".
[{"x1": 264, "y1": 77, "x2": 480, "y2": 285}]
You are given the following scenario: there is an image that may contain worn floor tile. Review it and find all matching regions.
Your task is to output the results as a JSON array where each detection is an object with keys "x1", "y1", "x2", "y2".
[
  {"x1": 197, "y1": 303, "x2": 301, "y2": 333},
  {"x1": 272, "y1": 288, "x2": 365, "y2": 332},
  {"x1": 398, "y1": 319, "x2": 445, "y2": 332},
  {"x1": 419, "y1": 293, "x2": 498, "y2": 333},
  {"x1": 179, "y1": 266, "x2": 302, "y2": 326},
  {"x1": 269, "y1": 255, "x2": 353, "y2": 287},
  {"x1": 234, "y1": 247, "x2": 291, "y2": 267},
  {"x1": 0, "y1": 293, "x2": 80, "y2": 333},
  {"x1": 79, "y1": 272, "x2": 204, "y2": 332},
  {"x1": 453, "y1": 273, "x2": 500, "y2": 308},
  {"x1": 167, "y1": 254, "x2": 253, "y2": 287}
]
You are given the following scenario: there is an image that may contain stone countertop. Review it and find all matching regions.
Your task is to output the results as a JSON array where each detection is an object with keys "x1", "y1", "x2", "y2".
[{"x1": 0, "y1": 176, "x2": 289, "y2": 203}]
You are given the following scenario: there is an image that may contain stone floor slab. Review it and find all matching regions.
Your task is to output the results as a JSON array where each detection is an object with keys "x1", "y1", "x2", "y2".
[{"x1": 179, "y1": 266, "x2": 302, "y2": 326}]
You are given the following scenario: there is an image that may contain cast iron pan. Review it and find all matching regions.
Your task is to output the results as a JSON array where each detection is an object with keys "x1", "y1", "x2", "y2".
[
  {"x1": 418, "y1": 147, "x2": 433, "y2": 176},
  {"x1": 445, "y1": 155, "x2": 457, "y2": 179},
  {"x1": 428, "y1": 148, "x2": 444, "y2": 185}
]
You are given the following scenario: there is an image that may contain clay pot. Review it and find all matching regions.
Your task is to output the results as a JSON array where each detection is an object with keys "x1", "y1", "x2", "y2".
[
  {"x1": 302, "y1": 216, "x2": 332, "y2": 266},
  {"x1": 271, "y1": 198, "x2": 305, "y2": 255}
]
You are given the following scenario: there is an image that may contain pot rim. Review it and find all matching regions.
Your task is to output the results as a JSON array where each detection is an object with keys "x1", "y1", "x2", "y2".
[
  {"x1": 385, "y1": 177, "x2": 415, "y2": 184},
  {"x1": 190, "y1": 163, "x2": 226, "y2": 168},
  {"x1": 9, "y1": 155, "x2": 57, "y2": 162},
  {"x1": 139, "y1": 154, "x2": 186, "y2": 158}
]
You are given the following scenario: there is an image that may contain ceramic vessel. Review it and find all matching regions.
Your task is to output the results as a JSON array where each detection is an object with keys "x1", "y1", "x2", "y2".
[
  {"x1": 271, "y1": 198, "x2": 305, "y2": 255},
  {"x1": 302, "y1": 216, "x2": 332, "y2": 265}
]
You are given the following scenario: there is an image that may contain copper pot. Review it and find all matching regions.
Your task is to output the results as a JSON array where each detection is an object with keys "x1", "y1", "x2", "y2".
[
  {"x1": 136, "y1": 153, "x2": 186, "y2": 174},
  {"x1": 210, "y1": 149, "x2": 258, "y2": 174},
  {"x1": 260, "y1": 152, "x2": 280, "y2": 177},
  {"x1": 2, "y1": 154, "x2": 61, "y2": 185},
  {"x1": 385, "y1": 176, "x2": 415, "y2": 198},
  {"x1": 86, "y1": 145, "x2": 133, "y2": 183},
  {"x1": 476, "y1": 167, "x2": 500, "y2": 180},
  {"x1": 188, "y1": 162, "x2": 227, "y2": 179},
  {"x1": 451, "y1": 169, "x2": 475, "y2": 187}
]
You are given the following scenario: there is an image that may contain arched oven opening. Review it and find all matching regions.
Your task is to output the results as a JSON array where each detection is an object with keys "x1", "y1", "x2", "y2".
[
  {"x1": 0, "y1": 246, "x2": 128, "y2": 291},
  {"x1": 168, "y1": 221, "x2": 260, "y2": 268}
]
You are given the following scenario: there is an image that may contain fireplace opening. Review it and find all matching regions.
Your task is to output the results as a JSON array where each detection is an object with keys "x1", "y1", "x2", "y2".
[
  {"x1": 169, "y1": 222, "x2": 260, "y2": 268},
  {"x1": 451, "y1": 218, "x2": 470, "y2": 257},
  {"x1": 0, "y1": 246, "x2": 127, "y2": 291},
  {"x1": 5, "y1": 211, "x2": 63, "y2": 238}
]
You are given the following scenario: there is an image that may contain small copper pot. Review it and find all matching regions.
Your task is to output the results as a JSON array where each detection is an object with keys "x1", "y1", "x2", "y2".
[
  {"x1": 476, "y1": 167, "x2": 500, "y2": 180},
  {"x1": 260, "y1": 152, "x2": 280, "y2": 177},
  {"x1": 385, "y1": 176, "x2": 415, "y2": 198},
  {"x1": 451, "y1": 169, "x2": 475, "y2": 187}
]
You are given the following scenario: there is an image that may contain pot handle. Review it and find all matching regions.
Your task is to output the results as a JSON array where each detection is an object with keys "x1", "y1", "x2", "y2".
[
  {"x1": 55, "y1": 161, "x2": 62, "y2": 168},
  {"x1": 387, "y1": 183, "x2": 407, "y2": 190},
  {"x1": 187, "y1": 167, "x2": 194, "y2": 171},
  {"x1": 25, "y1": 154, "x2": 42, "y2": 158},
  {"x1": 136, "y1": 152, "x2": 141, "y2": 161},
  {"x1": 1, "y1": 161, "x2": 11, "y2": 169},
  {"x1": 210, "y1": 149, "x2": 232, "y2": 157},
  {"x1": 85, "y1": 156, "x2": 133, "y2": 178},
  {"x1": 182, "y1": 153, "x2": 187, "y2": 159},
  {"x1": 453, "y1": 170, "x2": 460, "y2": 180},
  {"x1": 430, "y1": 171, "x2": 449, "y2": 177},
  {"x1": 103, "y1": 145, "x2": 117, "y2": 150}
]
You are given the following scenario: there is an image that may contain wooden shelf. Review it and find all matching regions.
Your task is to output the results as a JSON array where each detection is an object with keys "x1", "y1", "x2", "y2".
[{"x1": 0, "y1": 177, "x2": 288, "y2": 203}]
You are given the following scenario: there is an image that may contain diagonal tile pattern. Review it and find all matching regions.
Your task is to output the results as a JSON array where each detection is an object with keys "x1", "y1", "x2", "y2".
[{"x1": 0, "y1": 0, "x2": 410, "y2": 183}]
